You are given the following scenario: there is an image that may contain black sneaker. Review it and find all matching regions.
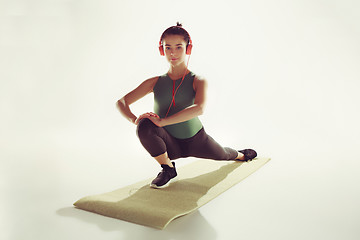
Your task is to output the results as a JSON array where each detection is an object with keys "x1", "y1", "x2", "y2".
[
  {"x1": 238, "y1": 149, "x2": 257, "y2": 162},
  {"x1": 150, "y1": 162, "x2": 177, "y2": 189}
]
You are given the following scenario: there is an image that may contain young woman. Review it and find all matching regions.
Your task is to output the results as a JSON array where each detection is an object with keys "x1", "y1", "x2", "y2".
[{"x1": 117, "y1": 22, "x2": 257, "y2": 188}]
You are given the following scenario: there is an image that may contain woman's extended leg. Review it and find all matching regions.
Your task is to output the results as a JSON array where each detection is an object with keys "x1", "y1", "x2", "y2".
[{"x1": 183, "y1": 128, "x2": 251, "y2": 161}]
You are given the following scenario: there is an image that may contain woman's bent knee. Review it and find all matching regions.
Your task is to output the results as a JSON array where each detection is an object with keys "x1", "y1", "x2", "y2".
[{"x1": 136, "y1": 118, "x2": 157, "y2": 139}]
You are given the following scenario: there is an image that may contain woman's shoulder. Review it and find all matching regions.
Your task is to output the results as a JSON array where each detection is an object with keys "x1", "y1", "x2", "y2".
[
  {"x1": 189, "y1": 70, "x2": 205, "y2": 80},
  {"x1": 149, "y1": 73, "x2": 168, "y2": 82},
  {"x1": 138, "y1": 75, "x2": 162, "y2": 92},
  {"x1": 193, "y1": 74, "x2": 206, "y2": 81},
  {"x1": 192, "y1": 73, "x2": 207, "y2": 90},
  {"x1": 146, "y1": 75, "x2": 161, "y2": 82}
]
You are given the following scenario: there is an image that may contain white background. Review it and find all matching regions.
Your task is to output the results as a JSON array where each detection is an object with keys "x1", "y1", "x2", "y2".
[{"x1": 1, "y1": 0, "x2": 359, "y2": 239}]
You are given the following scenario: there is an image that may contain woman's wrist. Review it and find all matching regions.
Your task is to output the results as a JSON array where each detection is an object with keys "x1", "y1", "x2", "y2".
[
  {"x1": 130, "y1": 116, "x2": 137, "y2": 125},
  {"x1": 159, "y1": 118, "x2": 168, "y2": 127}
]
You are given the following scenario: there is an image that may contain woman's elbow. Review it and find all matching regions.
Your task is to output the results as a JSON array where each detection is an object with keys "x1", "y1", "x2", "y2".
[
  {"x1": 116, "y1": 99, "x2": 121, "y2": 108},
  {"x1": 116, "y1": 98, "x2": 126, "y2": 110}
]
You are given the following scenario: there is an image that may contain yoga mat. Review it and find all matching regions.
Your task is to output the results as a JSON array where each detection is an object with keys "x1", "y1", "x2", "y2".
[{"x1": 74, "y1": 157, "x2": 270, "y2": 229}]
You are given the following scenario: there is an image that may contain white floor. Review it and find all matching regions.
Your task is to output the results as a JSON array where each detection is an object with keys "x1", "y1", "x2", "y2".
[{"x1": 2, "y1": 1, "x2": 360, "y2": 239}]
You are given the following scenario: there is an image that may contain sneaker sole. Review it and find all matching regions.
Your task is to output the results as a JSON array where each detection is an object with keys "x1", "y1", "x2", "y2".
[{"x1": 150, "y1": 177, "x2": 177, "y2": 189}]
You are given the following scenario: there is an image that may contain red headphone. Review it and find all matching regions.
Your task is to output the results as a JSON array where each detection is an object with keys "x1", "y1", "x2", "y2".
[{"x1": 158, "y1": 28, "x2": 193, "y2": 56}]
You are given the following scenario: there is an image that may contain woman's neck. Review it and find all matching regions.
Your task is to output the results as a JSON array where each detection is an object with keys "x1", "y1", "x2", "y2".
[{"x1": 167, "y1": 64, "x2": 189, "y2": 80}]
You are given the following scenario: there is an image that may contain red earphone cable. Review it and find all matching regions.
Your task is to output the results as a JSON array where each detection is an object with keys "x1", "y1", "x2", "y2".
[{"x1": 165, "y1": 55, "x2": 191, "y2": 118}]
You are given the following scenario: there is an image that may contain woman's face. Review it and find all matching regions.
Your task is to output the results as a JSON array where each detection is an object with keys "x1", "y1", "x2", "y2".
[{"x1": 162, "y1": 34, "x2": 187, "y2": 66}]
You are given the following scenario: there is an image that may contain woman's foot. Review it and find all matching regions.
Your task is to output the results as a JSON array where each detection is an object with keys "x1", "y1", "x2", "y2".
[
  {"x1": 150, "y1": 162, "x2": 177, "y2": 188},
  {"x1": 237, "y1": 149, "x2": 257, "y2": 162}
]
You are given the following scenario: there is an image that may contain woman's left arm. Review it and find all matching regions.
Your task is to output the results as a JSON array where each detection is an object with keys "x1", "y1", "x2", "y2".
[{"x1": 148, "y1": 76, "x2": 208, "y2": 127}]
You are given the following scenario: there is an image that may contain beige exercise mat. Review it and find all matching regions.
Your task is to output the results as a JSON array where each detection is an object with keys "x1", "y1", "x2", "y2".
[{"x1": 74, "y1": 157, "x2": 270, "y2": 229}]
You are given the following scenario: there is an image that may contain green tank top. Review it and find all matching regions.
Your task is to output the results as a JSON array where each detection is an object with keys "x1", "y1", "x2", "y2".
[{"x1": 153, "y1": 71, "x2": 203, "y2": 139}]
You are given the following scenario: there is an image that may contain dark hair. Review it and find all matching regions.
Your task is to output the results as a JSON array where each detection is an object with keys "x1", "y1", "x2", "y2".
[{"x1": 160, "y1": 22, "x2": 191, "y2": 46}]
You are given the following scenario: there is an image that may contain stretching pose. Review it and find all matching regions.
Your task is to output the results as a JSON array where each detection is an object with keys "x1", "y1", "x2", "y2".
[{"x1": 117, "y1": 22, "x2": 257, "y2": 188}]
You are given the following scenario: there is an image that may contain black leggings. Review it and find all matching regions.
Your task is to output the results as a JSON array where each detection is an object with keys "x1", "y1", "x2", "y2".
[{"x1": 136, "y1": 118, "x2": 238, "y2": 161}]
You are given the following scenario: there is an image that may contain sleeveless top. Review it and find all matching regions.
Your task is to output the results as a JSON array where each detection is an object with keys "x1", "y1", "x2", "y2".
[{"x1": 153, "y1": 71, "x2": 203, "y2": 139}]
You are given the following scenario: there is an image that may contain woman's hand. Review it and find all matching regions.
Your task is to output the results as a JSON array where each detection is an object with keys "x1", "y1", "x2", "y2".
[
  {"x1": 135, "y1": 112, "x2": 162, "y2": 126},
  {"x1": 147, "y1": 116, "x2": 164, "y2": 127}
]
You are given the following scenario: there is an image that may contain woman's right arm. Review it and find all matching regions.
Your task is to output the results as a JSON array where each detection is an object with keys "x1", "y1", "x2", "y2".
[{"x1": 116, "y1": 77, "x2": 158, "y2": 124}]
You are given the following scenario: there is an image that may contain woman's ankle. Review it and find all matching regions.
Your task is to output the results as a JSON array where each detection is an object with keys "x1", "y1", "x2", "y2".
[
  {"x1": 154, "y1": 152, "x2": 173, "y2": 167},
  {"x1": 236, "y1": 152, "x2": 245, "y2": 160}
]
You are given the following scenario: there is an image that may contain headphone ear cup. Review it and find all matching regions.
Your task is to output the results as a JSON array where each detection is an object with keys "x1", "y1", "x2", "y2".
[
  {"x1": 186, "y1": 44, "x2": 192, "y2": 55},
  {"x1": 159, "y1": 45, "x2": 165, "y2": 56}
]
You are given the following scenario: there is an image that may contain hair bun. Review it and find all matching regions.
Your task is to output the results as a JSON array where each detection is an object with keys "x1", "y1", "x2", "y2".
[{"x1": 176, "y1": 22, "x2": 183, "y2": 27}]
